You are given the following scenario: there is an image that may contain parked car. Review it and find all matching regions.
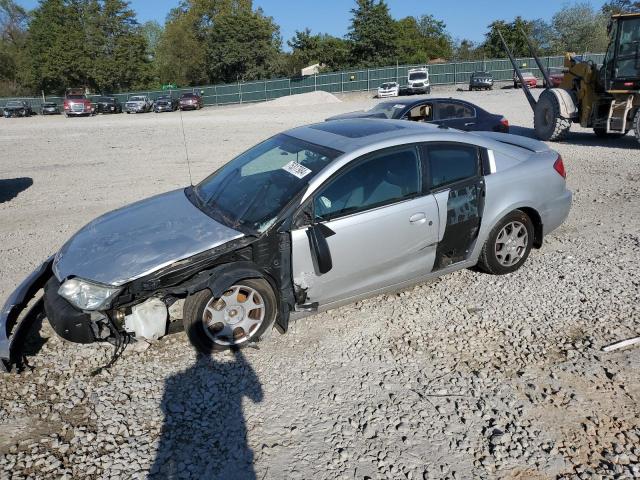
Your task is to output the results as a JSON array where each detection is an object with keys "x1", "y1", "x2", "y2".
[
  {"x1": 125, "y1": 95, "x2": 153, "y2": 113},
  {"x1": 547, "y1": 68, "x2": 565, "y2": 88},
  {"x1": 154, "y1": 95, "x2": 178, "y2": 113},
  {"x1": 0, "y1": 119, "x2": 572, "y2": 368},
  {"x1": 64, "y1": 90, "x2": 94, "y2": 117},
  {"x1": 377, "y1": 82, "x2": 400, "y2": 98},
  {"x1": 326, "y1": 97, "x2": 509, "y2": 133},
  {"x1": 469, "y1": 71, "x2": 494, "y2": 91},
  {"x1": 41, "y1": 102, "x2": 60, "y2": 115},
  {"x1": 513, "y1": 71, "x2": 538, "y2": 89},
  {"x1": 179, "y1": 92, "x2": 203, "y2": 111},
  {"x1": 3, "y1": 100, "x2": 33, "y2": 118},
  {"x1": 407, "y1": 67, "x2": 431, "y2": 94},
  {"x1": 95, "y1": 96, "x2": 122, "y2": 114}
]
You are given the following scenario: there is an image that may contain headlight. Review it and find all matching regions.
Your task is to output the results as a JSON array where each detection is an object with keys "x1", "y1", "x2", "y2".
[{"x1": 58, "y1": 278, "x2": 121, "y2": 311}]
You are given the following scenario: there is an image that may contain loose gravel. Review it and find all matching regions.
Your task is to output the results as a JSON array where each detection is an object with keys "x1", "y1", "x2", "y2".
[{"x1": 0, "y1": 84, "x2": 639, "y2": 479}]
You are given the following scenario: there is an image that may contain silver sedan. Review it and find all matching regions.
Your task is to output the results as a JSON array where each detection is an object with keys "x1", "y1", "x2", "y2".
[{"x1": 1, "y1": 119, "x2": 572, "y2": 369}]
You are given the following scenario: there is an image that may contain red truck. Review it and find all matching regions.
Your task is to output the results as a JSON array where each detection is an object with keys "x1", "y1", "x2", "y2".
[{"x1": 63, "y1": 88, "x2": 94, "y2": 117}]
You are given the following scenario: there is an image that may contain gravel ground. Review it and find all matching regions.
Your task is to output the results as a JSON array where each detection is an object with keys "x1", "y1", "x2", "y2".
[{"x1": 0, "y1": 84, "x2": 639, "y2": 480}]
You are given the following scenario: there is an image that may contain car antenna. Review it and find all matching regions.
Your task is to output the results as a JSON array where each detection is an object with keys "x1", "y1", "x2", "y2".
[{"x1": 179, "y1": 106, "x2": 194, "y2": 186}]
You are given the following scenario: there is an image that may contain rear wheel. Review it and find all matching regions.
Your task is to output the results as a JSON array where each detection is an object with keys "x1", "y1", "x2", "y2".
[
  {"x1": 183, "y1": 278, "x2": 277, "y2": 354},
  {"x1": 478, "y1": 210, "x2": 534, "y2": 275},
  {"x1": 633, "y1": 109, "x2": 640, "y2": 146},
  {"x1": 534, "y1": 92, "x2": 571, "y2": 141}
]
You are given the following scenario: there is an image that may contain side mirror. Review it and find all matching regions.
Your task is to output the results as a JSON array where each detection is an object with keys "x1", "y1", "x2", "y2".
[{"x1": 306, "y1": 223, "x2": 335, "y2": 275}]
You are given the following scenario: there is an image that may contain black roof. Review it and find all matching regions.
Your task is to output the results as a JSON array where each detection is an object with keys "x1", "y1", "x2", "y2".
[{"x1": 378, "y1": 97, "x2": 485, "y2": 111}]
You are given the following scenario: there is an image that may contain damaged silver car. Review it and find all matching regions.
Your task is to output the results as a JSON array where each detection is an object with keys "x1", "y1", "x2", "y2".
[{"x1": 1, "y1": 119, "x2": 572, "y2": 370}]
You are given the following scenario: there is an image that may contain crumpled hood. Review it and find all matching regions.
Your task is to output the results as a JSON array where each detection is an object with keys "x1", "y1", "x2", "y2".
[{"x1": 53, "y1": 189, "x2": 244, "y2": 286}]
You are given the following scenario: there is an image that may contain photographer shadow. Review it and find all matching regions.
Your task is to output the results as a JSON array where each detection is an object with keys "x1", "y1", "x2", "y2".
[{"x1": 149, "y1": 342, "x2": 263, "y2": 480}]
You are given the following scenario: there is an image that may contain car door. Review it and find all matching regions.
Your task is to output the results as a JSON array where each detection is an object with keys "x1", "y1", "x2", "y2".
[
  {"x1": 291, "y1": 145, "x2": 440, "y2": 307},
  {"x1": 421, "y1": 142, "x2": 485, "y2": 270},
  {"x1": 434, "y1": 101, "x2": 477, "y2": 131}
]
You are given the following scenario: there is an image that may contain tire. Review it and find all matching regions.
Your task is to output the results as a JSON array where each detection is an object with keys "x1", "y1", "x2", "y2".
[
  {"x1": 183, "y1": 278, "x2": 277, "y2": 354},
  {"x1": 477, "y1": 210, "x2": 534, "y2": 275},
  {"x1": 633, "y1": 109, "x2": 640, "y2": 147},
  {"x1": 514, "y1": 81, "x2": 518, "y2": 89},
  {"x1": 469, "y1": 86, "x2": 473, "y2": 91},
  {"x1": 593, "y1": 127, "x2": 625, "y2": 139},
  {"x1": 534, "y1": 91, "x2": 571, "y2": 141}
]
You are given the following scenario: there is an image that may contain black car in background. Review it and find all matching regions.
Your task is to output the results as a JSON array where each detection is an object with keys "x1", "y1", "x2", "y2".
[
  {"x1": 41, "y1": 102, "x2": 60, "y2": 115},
  {"x1": 95, "y1": 96, "x2": 122, "y2": 114},
  {"x1": 3, "y1": 100, "x2": 34, "y2": 118},
  {"x1": 154, "y1": 95, "x2": 178, "y2": 113},
  {"x1": 326, "y1": 97, "x2": 509, "y2": 133},
  {"x1": 469, "y1": 71, "x2": 494, "y2": 91}
]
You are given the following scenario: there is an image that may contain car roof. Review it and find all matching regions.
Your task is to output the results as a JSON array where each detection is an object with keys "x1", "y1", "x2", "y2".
[
  {"x1": 377, "y1": 97, "x2": 487, "y2": 113},
  {"x1": 286, "y1": 118, "x2": 538, "y2": 159}
]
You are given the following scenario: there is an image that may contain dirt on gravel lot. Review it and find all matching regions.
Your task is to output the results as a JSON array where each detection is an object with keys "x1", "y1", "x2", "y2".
[{"x1": 0, "y1": 84, "x2": 639, "y2": 480}]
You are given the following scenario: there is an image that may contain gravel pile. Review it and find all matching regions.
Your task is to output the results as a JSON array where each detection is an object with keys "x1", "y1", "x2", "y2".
[{"x1": 0, "y1": 84, "x2": 639, "y2": 479}]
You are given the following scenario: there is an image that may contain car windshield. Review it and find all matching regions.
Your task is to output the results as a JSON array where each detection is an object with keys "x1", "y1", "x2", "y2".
[
  {"x1": 6, "y1": 101, "x2": 22, "y2": 107},
  {"x1": 66, "y1": 95, "x2": 84, "y2": 99},
  {"x1": 521, "y1": 72, "x2": 534, "y2": 77},
  {"x1": 366, "y1": 102, "x2": 406, "y2": 119},
  {"x1": 99, "y1": 97, "x2": 114, "y2": 102},
  {"x1": 192, "y1": 134, "x2": 341, "y2": 234},
  {"x1": 473, "y1": 72, "x2": 489, "y2": 77},
  {"x1": 129, "y1": 96, "x2": 145, "y2": 101},
  {"x1": 409, "y1": 72, "x2": 427, "y2": 80},
  {"x1": 181, "y1": 94, "x2": 196, "y2": 98},
  {"x1": 380, "y1": 83, "x2": 395, "y2": 89}
]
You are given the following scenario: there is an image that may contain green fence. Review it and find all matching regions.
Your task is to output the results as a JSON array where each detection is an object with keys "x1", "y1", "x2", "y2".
[{"x1": 1, "y1": 53, "x2": 606, "y2": 110}]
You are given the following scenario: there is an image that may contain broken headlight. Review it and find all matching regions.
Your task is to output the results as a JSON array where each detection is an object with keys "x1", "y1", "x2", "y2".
[{"x1": 58, "y1": 278, "x2": 121, "y2": 311}]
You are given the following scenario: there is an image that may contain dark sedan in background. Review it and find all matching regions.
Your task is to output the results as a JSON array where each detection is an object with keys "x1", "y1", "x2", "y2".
[
  {"x1": 154, "y1": 95, "x2": 178, "y2": 112},
  {"x1": 3, "y1": 100, "x2": 34, "y2": 118},
  {"x1": 326, "y1": 97, "x2": 509, "y2": 133},
  {"x1": 179, "y1": 92, "x2": 203, "y2": 111},
  {"x1": 41, "y1": 102, "x2": 60, "y2": 115},
  {"x1": 95, "y1": 96, "x2": 122, "y2": 114},
  {"x1": 469, "y1": 71, "x2": 494, "y2": 91}
]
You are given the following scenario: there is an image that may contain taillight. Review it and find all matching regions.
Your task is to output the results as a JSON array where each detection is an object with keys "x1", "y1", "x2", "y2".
[
  {"x1": 500, "y1": 118, "x2": 509, "y2": 129},
  {"x1": 553, "y1": 155, "x2": 566, "y2": 179}
]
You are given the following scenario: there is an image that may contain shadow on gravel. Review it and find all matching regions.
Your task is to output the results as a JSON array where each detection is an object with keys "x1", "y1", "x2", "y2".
[
  {"x1": 0, "y1": 177, "x2": 33, "y2": 203},
  {"x1": 149, "y1": 346, "x2": 263, "y2": 480}
]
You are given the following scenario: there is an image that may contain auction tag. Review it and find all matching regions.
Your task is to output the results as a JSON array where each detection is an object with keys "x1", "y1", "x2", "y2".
[{"x1": 282, "y1": 161, "x2": 312, "y2": 179}]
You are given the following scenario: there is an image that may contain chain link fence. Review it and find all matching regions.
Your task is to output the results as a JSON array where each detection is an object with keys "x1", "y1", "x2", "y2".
[{"x1": 1, "y1": 53, "x2": 605, "y2": 110}]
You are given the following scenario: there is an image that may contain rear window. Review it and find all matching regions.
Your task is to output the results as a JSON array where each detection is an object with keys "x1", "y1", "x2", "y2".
[{"x1": 425, "y1": 144, "x2": 479, "y2": 189}]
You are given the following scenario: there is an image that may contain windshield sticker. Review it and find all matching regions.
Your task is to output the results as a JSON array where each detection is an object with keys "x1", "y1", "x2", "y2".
[
  {"x1": 393, "y1": 104, "x2": 405, "y2": 109},
  {"x1": 282, "y1": 161, "x2": 312, "y2": 179}
]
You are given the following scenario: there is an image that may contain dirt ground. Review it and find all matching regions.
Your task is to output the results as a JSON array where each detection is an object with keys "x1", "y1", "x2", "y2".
[{"x1": 0, "y1": 84, "x2": 639, "y2": 479}]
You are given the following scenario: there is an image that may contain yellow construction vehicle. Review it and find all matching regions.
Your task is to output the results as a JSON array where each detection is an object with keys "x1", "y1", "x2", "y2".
[{"x1": 500, "y1": 13, "x2": 640, "y2": 146}]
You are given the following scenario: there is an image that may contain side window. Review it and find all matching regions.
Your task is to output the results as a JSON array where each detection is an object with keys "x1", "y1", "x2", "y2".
[
  {"x1": 405, "y1": 103, "x2": 433, "y2": 122},
  {"x1": 314, "y1": 147, "x2": 420, "y2": 220},
  {"x1": 425, "y1": 144, "x2": 479, "y2": 190},
  {"x1": 436, "y1": 102, "x2": 475, "y2": 120}
]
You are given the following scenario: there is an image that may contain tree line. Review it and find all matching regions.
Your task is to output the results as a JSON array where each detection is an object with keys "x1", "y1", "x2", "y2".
[{"x1": 0, "y1": 0, "x2": 638, "y2": 96}]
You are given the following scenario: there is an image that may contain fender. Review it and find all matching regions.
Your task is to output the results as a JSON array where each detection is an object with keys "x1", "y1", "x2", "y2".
[
  {"x1": 188, "y1": 261, "x2": 290, "y2": 334},
  {"x1": 543, "y1": 88, "x2": 579, "y2": 119}
]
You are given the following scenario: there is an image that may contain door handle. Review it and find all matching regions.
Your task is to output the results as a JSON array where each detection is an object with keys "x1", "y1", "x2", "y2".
[
  {"x1": 409, "y1": 213, "x2": 427, "y2": 224},
  {"x1": 464, "y1": 122, "x2": 476, "y2": 126}
]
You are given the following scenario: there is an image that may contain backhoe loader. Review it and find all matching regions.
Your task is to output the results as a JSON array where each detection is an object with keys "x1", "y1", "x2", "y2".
[{"x1": 500, "y1": 13, "x2": 640, "y2": 146}]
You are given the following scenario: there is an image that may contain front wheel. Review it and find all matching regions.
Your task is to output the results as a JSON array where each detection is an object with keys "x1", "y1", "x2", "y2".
[
  {"x1": 477, "y1": 210, "x2": 534, "y2": 275},
  {"x1": 183, "y1": 278, "x2": 277, "y2": 354},
  {"x1": 534, "y1": 91, "x2": 571, "y2": 141}
]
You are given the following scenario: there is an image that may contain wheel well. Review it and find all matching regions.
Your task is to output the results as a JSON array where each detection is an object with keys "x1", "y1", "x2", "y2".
[{"x1": 518, "y1": 207, "x2": 543, "y2": 249}]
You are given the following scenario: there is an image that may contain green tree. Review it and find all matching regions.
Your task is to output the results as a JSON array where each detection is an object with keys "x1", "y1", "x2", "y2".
[
  {"x1": 602, "y1": 0, "x2": 640, "y2": 14},
  {"x1": 287, "y1": 28, "x2": 350, "y2": 73},
  {"x1": 416, "y1": 14, "x2": 453, "y2": 59},
  {"x1": 347, "y1": 0, "x2": 397, "y2": 67},
  {"x1": 394, "y1": 15, "x2": 453, "y2": 64},
  {"x1": 453, "y1": 38, "x2": 484, "y2": 61},
  {"x1": 551, "y1": 3, "x2": 609, "y2": 53},
  {"x1": 0, "y1": 0, "x2": 29, "y2": 95},
  {"x1": 483, "y1": 16, "x2": 536, "y2": 58},
  {"x1": 206, "y1": 8, "x2": 282, "y2": 83}
]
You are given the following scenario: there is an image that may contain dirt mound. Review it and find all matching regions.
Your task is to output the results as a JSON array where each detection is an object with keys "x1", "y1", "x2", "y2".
[{"x1": 265, "y1": 90, "x2": 341, "y2": 107}]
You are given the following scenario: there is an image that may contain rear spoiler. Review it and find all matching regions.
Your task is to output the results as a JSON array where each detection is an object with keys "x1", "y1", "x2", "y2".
[{"x1": 471, "y1": 131, "x2": 550, "y2": 153}]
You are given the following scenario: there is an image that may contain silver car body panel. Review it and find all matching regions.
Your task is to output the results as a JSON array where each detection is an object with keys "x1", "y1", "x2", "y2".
[
  {"x1": 286, "y1": 120, "x2": 571, "y2": 309},
  {"x1": 53, "y1": 189, "x2": 244, "y2": 286}
]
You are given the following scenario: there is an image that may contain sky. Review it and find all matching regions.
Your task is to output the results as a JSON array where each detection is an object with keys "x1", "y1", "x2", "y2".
[{"x1": 16, "y1": 0, "x2": 609, "y2": 46}]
